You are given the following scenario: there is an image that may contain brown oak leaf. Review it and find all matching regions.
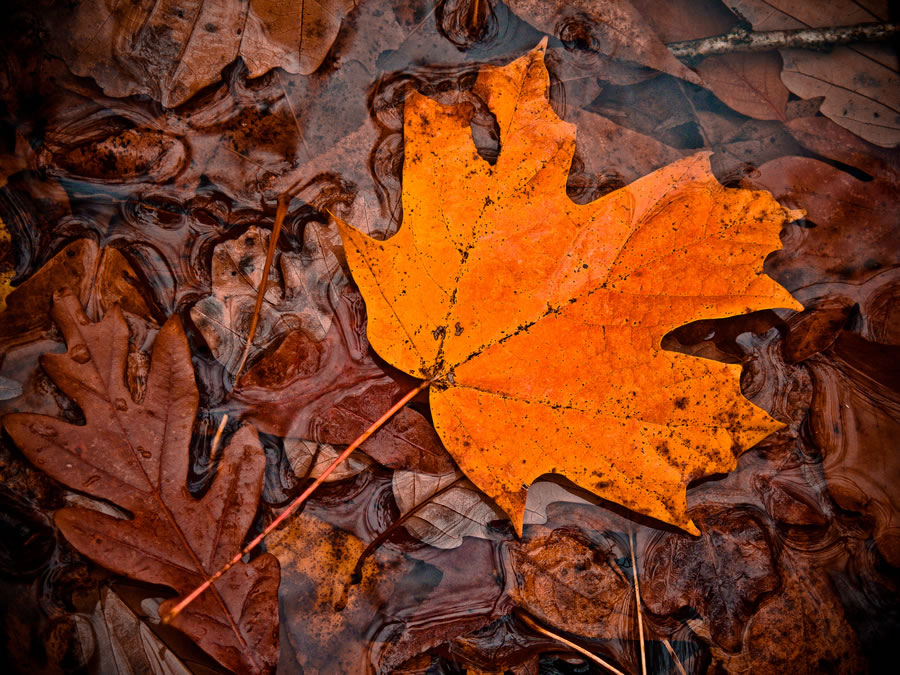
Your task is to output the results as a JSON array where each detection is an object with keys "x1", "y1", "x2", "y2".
[{"x1": 2, "y1": 291, "x2": 279, "y2": 674}]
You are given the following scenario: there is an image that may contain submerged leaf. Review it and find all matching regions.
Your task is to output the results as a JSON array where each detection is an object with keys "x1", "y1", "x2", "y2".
[
  {"x1": 338, "y1": 43, "x2": 802, "y2": 534},
  {"x1": 3, "y1": 292, "x2": 279, "y2": 674}
]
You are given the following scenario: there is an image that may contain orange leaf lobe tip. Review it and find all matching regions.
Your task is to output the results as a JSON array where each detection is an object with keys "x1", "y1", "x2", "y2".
[{"x1": 337, "y1": 44, "x2": 802, "y2": 536}]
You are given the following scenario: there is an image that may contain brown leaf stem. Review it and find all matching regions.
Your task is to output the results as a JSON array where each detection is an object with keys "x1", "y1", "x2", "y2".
[
  {"x1": 629, "y1": 530, "x2": 647, "y2": 675},
  {"x1": 163, "y1": 377, "x2": 433, "y2": 623},
  {"x1": 518, "y1": 613, "x2": 626, "y2": 675},
  {"x1": 350, "y1": 476, "x2": 465, "y2": 584},
  {"x1": 668, "y1": 22, "x2": 898, "y2": 61}
]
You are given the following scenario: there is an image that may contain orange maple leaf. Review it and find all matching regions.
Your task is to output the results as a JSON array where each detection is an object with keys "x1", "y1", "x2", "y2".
[{"x1": 337, "y1": 42, "x2": 803, "y2": 535}]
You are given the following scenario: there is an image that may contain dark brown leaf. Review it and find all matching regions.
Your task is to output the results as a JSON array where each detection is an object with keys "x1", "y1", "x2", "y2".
[{"x1": 3, "y1": 291, "x2": 279, "y2": 674}]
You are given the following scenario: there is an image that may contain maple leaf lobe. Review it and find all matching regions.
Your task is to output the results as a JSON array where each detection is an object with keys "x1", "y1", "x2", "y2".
[{"x1": 338, "y1": 44, "x2": 802, "y2": 536}]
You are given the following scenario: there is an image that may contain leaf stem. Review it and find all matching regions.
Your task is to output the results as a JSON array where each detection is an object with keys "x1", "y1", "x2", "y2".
[
  {"x1": 518, "y1": 614, "x2": 626, "y2": 675},
  {"x1": 162, "y1": 377, "x2": 434, "y2": 624}
]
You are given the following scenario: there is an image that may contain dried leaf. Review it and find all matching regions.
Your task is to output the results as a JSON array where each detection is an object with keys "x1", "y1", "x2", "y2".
[
  {"x1": 697, "y1": 52, "x2": 789, "y2": 121},
  {"x1": 338, "y1": 44, "x2": 802, "y2": 534},
  {"x1": 2, "y1": 291, "x2": 279, "y2": 674},
  {"x1": 284, "y1": 438, "x2": 370, "y2": 481},
  {"x1": 191, "y1": 223, "x2": 345, "y2": 375},
  {"x1": 808, "y1": 332, "x2": 900, "y2": 565},
  {"x1": 47, "y1": 0, "x2": 357, "y2": 107},
  {"x1": 642, "y1": 509, "x2": 779, "y2": 652},
  {"x1": 722, "y1": 0, "x2": 899, "y2": 146},
  {"x1": 506, "y1": 0, "x2": 702, "y2": 85},
  {"x1": 392, "y1": 470, "x2": 503, "y2": 549}
]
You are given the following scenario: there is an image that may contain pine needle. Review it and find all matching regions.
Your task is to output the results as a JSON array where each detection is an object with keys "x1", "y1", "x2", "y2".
[{"x1": 629, "y1": 530, "x2": 647, "y2": 675}]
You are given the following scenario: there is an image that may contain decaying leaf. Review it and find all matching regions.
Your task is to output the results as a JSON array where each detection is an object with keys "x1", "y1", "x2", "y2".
[
  {"x1": 285, "y1": 437, "x2": 371, "y2": 481},
  {"x1": 89, "y1": 587, "x2": 192, "y2": 675},
  {"x1": 506, "y1": 0, "x2": 702, "y2": 85},
  {"x1": 232, "y1": 290, "x2": 455, "y2": 476},
  {"x1": 268, "y1": 511, "x2": 423, "y2": 674},
  {"x1": 47, "y1": 0, "x2": 358, "y2": 107},
  {"x1": 808, "y1": 332, "x2": 900, "y2": 566},
  {"x1": 2, "y1": 292, "x2": 279, "y2": 674},
  {"x1": 505, "y1": 527, "x2": 631, "y2": 638},
  {"x1": 392, "y1": 470, "x2": 503, "y2": 549},
  {"x1": 697, "y1": 52, "x2": 789, "y2": 122},
  {"x1": 338, "y1": 43, "x2": 802, "y2": 534},
  {"x1": 642, "y1": 509, "x2": 779, "y2": 652},
  {"x1": 722, "y1": 0, "x2": 900, "y2": 147},
  {"x1": 191, "y1": 223, "x2": 345, "y2": 375}
]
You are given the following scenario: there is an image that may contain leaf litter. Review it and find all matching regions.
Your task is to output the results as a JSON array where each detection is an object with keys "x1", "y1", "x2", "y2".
[{"x1": 0, "y1": 0, "x2": 898, "y2": 673}]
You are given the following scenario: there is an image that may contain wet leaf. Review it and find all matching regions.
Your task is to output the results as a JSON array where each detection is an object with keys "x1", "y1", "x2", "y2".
[
  {"x1": 233, "y1": 290, "x2": 455, "y2": 475},
  {"x1": 808, "y1": 332, "x2": 900, "y2": 565},
  {"x1": 48, "y1": 0, "x2": 357, "y2": 107},
  {"x1": 722, "y1": 0, "x2": 900, "y2": 147},
  {"x1": 191, "y1": 223, "x2": 346, "y2": 375},
  {"x1": 642, "y1": 509, "x2": 779, "y2": 652},
  {"x1": 339, "y1": 43, "x2": 802, "y2": 535},
  {"x1": 697, "y1": 52, "x2": 789, "y2": 121},
  {"x1": 284, "y1": 437, "x2": 370, "y2": 481},
  {"x1": 2, "y1": 291, "x2": 279, "y2": 674},
  {"x1": 506, "y1": 0, "x2": 702, "y2": 85},
  {"x1": 392, "y1": 470, "x2": 503, "y2": 549}
]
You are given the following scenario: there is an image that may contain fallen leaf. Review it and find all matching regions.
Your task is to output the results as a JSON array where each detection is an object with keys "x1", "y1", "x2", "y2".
[
  {"x1": 504, "y1": 527, "x2": 631, "y2": 638},
  {"x1": 46, "y1": 0, "x2": 357, "y2": 107},
  {"x1": 2, "y1": 291, "x2": 279, "y2": 674},
  {"x1": 722, "y1": 0, "x2": 900, "y2": 147},
  {"x1": 285, "y1": 437, "x2": 371, "y2": 481},
  {"x1": 630, "y1": 0, "x2": 736, "y2": 42},
  {"x1": 808, "y1": 332, "x2": 900, "y2": 565},
  {"x1": 191, "y1": 223, "x2": 346, "y2": 375},
  {"x1": 0, "y1": 239, "x2": 151, "y2": 357},
  {"x1": 89, "y1": 587, "x2": 192, "y2": 675},
  {"x1": 232, "y1": 288, "x2": 455, "y2": 475},
  {"x1": 697, "y1": 52, "x2": 789, "y2": 121},
  {"x1": 267, "y1": 511, "x2": 425, "y2": 674},
  {"x1": 392, "y1": 470, "x2": 503, "y2": 549},
  {"x1": 690, "y1": 550, "x2": 866, "y2": 673},
  {"x1": 642, "y1": 509, "x2": 779, "y2": 651},
  {"x1": 755, "y1": 156, "x2": 899, "y2": 291},
  {"x1": 506, "y1": 0, "x2": 702, "y2": 85},
  {"x1": 338, "y1": 43, "x2": 802, "y2": 534}
]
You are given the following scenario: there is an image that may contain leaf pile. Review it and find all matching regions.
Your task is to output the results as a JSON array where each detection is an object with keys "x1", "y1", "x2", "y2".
[{"x1": 0, "y1": 0, "x2": 898, "y2": 673}]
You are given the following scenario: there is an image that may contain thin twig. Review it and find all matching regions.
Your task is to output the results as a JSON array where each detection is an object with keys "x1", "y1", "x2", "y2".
[
  {"x1": 350, "y1": 476, "x2": 465, "y2": 583},
  {"x1": 518, "y1": 614, "x2": 626, "y2": 675},
  {"x1": 668, "y1": 22, "x2": 898, "y2": 61},
  {"x1": 162, "y1": 378, "x2": 433, "y2": 624},
  {"x1": 232, "y1": 192, "x2": 291, "y2": 383},
  {"x1": 629, "y1": 530, "x2": 647, "y2": 675},
  {"x1": 663, "y1": 638, "x2": 688, "y2": 675}
]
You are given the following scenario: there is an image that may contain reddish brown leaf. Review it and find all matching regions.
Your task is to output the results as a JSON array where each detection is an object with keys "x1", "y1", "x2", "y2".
[
  {"x1": 2, "y1": 291, "x2": 279, "y2": 674},
  {"x1": 232, "y1": 293, "x2": 455, "y2": 475},
  {"x1": 809, "y1": 332, "x2": 900, "y2": 566},
  {"x1": 642, "y1": 509, "x2": 779, "y2": 652},
  {"x1": 698, "y1": 52, "x2": 789, "y2": 121}
]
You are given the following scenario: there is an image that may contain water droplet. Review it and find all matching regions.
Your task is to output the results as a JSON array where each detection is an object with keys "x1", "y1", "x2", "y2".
[
  {"x1": 70, "y1": 344, "x2": 91, "y2": 363},
  {"x1": 115, "y1": 398, "x2": 128, "y2": 411}
]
